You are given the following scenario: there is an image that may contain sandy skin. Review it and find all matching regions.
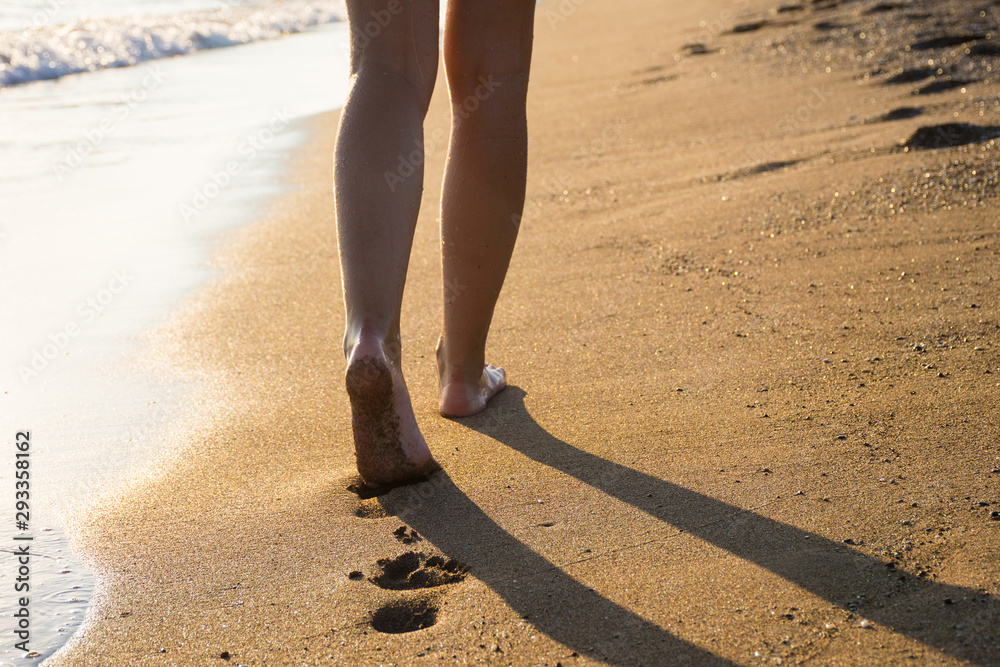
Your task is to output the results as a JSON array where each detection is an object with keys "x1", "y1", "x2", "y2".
[
  {"x1": 345, "y1": 331, "x2": 506, "y2": 488},
  {"x1": 335, "y1": 0, "x2": 531, "y2": 487}
]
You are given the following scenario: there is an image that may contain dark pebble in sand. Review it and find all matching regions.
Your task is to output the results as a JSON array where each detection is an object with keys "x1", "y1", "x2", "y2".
[
  {"x1": 903, "y1": 123, "x2": 1000, "y2": 150},
  {"x1": 348, "y1": 570, "x2": 364, "y2": 580},
  {"x1": 915, "y1": 79, "x2": 974, "y2": 95},
  {"x1": 880, "y1": 106, "x2": 923, "y2": 121},
  {"x1": 991, "y1": 511, "x2": 1000, "y2": 520},
  {"x1": 221, "y1": 651, "x2": 231, "y2": 660},
  {"x1": 911, "y1": 34, "x2": 986, "y2": 51}
]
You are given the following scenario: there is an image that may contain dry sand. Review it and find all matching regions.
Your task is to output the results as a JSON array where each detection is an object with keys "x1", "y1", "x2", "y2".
[{"x1": 53, "y1": 0, "x2": 1000, "y2": 664}]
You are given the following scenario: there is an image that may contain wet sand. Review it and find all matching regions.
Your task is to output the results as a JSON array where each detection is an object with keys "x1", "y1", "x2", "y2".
[{"x1": 54, "y1": 0, "x2": 1000, "y2": 664}]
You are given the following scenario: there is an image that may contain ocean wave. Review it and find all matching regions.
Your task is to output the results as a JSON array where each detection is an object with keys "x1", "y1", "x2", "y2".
[{"x1": 0, "y1": 1, "x2": 346, "y2": 88}]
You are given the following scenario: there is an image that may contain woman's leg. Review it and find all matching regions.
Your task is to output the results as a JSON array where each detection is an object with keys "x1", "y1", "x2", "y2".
[
  {"x1": 437, "y1": 0, "x2": 536, "y2": 417},
  {"x1": 335, "y1": 0, "x2": 440, "y2": 486}
]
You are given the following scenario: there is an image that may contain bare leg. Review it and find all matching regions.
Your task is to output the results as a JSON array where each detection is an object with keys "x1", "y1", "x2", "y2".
[
  {"x1": 335, "y1": 0, "x2": 440, "y2": 486},
  {"x1": 437, "y1": 0, "x2": 535, "y2": 417}
]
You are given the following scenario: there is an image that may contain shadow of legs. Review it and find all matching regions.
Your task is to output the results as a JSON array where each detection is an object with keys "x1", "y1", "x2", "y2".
[
  {"x1": 404, "y1": 387, "x2": 1000, "y2": 665},
  {"x1": 378, "y1": 472, "x2": 736, "y2": 666}
]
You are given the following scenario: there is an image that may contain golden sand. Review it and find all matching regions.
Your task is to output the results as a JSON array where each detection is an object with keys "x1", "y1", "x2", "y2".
[{"x1": 55, "y1": 0, "x2": 1000, "y2": 663}]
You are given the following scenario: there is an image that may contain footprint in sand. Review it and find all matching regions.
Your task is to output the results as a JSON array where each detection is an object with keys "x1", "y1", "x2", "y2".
[
  {"x1": 351, "y1": 541, "x2": 470, "y2": 634},
  {"x1": 813, "y1": 20, "x2": 846, "y2": 31},
  {"x1": 879, "y1": 106, "x2": 923, "y2": 122},
  {"x1": 884, "y1": 66, "x2": 936, "y2": 85},
  {"x1": 864, "y1": 2, "x2": 904, "y2": 14},
  {"x1": 342, "y1": 477, "x2": 389, "y2": 518},
  {"x1": 353, "y1": 501, "x2": 387, "y2": 519},
  {"x1": 681, "y1": 43, "x2": 714, "y2": 56},
  {"x1": 369, "y1": 551, "x2": 468, "y2": 591},
  {"x1": 730, "y1": 20, "x2": 769, "y2": 34},
  {"x1": 391, "y1": 524, "x2": 422, "y2": 544},
  {"x1": 915, "y1": 78, "x2": 974, "y2": 95},
  {"x1": 911, "y1": 34, "x2": 987, "y2": 51},
  {"x1": 903, "y1": 123, "x2": 1000, "y2": 150},
  {"x1": 969, "y1": 42, "x2": 1000, "y2": 57},
  {"x1": 370, "y1": 597, "x2": 439, "y2": 634}
]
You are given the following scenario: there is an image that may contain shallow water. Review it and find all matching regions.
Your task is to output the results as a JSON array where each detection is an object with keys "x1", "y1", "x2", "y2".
[{"x1": 0, "y1": 20, "x2": 350, "y2": 664}]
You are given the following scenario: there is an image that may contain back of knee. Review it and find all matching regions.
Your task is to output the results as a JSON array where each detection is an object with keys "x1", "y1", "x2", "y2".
[
  {"x1": 348, "y1": 1, "x2": 439, "y2": 105},
  {"x1": 445, "y1": 62, "x2": 530, "y2": 117},
  {"x1": 443, "y1": 34, "x2": 532, "y2": 103},
  {"x1": 352, "y1": 53, "x2": 438, "y2": 110}
]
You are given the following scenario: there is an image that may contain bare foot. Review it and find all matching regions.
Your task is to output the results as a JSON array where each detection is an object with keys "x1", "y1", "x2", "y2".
[
  {"x1": 345, "y1": 336, "x2": 440, "y2": 487},
  {"x1": 437, "y1": 344, "x2": 507, "y2": 417}
]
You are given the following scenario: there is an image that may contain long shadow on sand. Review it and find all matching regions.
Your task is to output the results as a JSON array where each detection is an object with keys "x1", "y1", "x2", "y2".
[{"x1": 379, "y1": 387, "x2": 998, "y2": 666}]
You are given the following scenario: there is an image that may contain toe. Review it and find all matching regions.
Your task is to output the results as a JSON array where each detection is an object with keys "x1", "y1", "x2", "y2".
[{"x1": 486, "y1": 364, "x2": 506, "y2": 391}]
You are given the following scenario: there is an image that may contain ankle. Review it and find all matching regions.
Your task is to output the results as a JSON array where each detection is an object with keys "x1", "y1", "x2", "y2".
[
  {"x1": 345, "y1": 323, "x2": 402, "y2": 362},
  {"x1": 435, "y1": 339, "x2": 484, "y2": 385}
]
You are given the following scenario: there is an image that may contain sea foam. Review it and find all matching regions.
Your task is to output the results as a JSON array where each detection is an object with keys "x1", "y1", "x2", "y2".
[{"x1": 0, "y1": 0, "x2": 346, "y2": 88}]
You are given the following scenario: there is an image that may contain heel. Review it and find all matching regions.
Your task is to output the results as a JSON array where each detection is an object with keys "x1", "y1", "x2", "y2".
[{"x1": 346, "y1": 357, "x2": 393, "y2": 404}]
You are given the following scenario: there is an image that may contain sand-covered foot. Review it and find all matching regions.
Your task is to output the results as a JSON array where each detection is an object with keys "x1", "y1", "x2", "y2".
[
  {"x1": 438, "y1": 363, "x2": 507, "y2": 418},
  {"x1": 346, "y1": 338, "x2": 439, "y2": 488}
]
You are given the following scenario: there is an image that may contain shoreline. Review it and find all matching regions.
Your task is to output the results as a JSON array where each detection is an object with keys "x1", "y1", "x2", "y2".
[
  {"x1": 0, "y1": 22, "x2": 352, "y2": 665},
  {"x1": 53, "y1": 0, "x2": 1000, "y2": 664}
]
